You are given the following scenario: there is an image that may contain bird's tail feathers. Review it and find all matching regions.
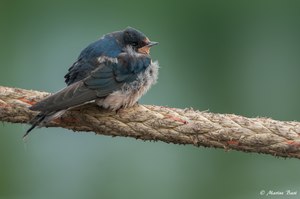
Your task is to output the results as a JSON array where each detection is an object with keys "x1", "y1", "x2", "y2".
[
  {"x1": 23, "y1": 113, "x2": 47, "y2": 139},
  {"x1": 23, "y1": 110, "x2": 66, "y2": 139}
]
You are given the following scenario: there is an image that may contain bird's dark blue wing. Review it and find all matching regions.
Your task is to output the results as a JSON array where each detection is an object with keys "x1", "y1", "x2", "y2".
[
  {"x1": 64, "y1": 34, "x2": 122, "y2": 86},
  {"x1": 31, "y1": 53, "x2": 151, "y2": 113},
  {"x1": 84, "y1": 53, "x2": 151, "y2": 96},
  {"x1": 64, "y1": 61, "x2": 94, "y2": 86}
]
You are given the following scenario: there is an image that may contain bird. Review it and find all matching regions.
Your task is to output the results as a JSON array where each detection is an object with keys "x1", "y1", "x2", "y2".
[{"x1": 24, "y1": 27, "x2": 159, "y2": 138}]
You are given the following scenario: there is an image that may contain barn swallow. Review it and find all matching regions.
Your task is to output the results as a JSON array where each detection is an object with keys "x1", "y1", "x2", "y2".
[{"x1": 24, "y1": 27, "x2": 159, "y2": 138}]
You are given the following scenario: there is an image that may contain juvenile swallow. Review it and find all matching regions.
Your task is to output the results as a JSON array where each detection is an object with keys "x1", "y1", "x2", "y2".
[{"x1": 25, "y1": 27, "x2": 159, "y2": 137}]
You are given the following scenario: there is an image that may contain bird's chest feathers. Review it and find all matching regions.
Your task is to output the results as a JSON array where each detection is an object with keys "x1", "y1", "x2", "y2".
[{"x1": 97, "y1": 61, "x2": 159, "y2": 110}]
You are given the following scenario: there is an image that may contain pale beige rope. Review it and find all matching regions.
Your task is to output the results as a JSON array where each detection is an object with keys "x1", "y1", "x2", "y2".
[{"x1": 1, "y1": 86, "x2": 300, "y2": 159}]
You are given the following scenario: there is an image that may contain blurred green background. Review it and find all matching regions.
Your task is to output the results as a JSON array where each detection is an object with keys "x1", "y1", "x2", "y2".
[{"x1": 1, "y1": 0, "x2": 300, "y2": 198}]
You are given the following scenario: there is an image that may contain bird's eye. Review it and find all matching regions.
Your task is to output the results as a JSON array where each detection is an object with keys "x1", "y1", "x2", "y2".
[{"x1": 132, "y1": 42, "x2": 138, "y2": 46}]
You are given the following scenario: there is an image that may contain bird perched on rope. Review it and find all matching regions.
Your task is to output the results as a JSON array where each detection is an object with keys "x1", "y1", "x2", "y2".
[{"x1": 24, "y1": 27, "x2": 159, "y2": 138}]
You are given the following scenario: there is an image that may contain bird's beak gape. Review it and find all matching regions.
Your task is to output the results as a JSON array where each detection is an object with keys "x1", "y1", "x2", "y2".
[{"x1": 138, "y1": 41, "x2": 158, "y2": 54}]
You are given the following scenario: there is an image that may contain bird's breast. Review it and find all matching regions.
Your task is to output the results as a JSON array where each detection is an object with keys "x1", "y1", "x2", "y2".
[{"x1": 96, "y1": 61, "x2": 159, "y2": 111}]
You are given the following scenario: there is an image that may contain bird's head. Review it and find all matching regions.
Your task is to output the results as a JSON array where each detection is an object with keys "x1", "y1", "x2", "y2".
[{"x1": 121, "y1": 27, "x2": 158, "y2": 55}]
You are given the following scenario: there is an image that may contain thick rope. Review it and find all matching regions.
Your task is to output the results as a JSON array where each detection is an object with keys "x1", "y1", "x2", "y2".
[{"x1": 1, "y1": 86, "x2": 300, "y2": 159}]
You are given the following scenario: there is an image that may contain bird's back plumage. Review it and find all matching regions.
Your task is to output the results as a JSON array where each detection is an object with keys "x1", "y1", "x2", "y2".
[{"x1": 64, "y1": 33, "x2": 123, "y2": 85}]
